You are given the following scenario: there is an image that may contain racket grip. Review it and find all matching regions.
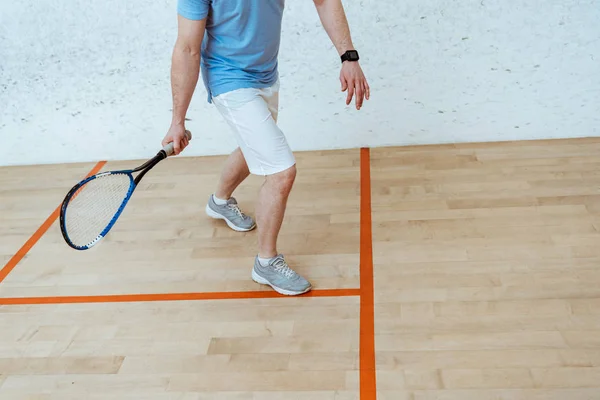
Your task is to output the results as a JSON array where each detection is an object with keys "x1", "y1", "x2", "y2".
[{"x1": 163, "y1": 130, "x2": 192, "y2": 156}]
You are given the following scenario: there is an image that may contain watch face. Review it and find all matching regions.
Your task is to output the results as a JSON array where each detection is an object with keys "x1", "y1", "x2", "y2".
[{"x1": 341, "y1": 50, "x2": 359, "y2": 63}]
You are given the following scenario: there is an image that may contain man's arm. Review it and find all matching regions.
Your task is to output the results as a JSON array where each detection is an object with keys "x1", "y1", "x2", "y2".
[
  {"x1": 162, "y1": 15, "x2": 206, "y2": 155},
  {"x1": 313, "y1": 0, "x2": 370, "y2": 110}
]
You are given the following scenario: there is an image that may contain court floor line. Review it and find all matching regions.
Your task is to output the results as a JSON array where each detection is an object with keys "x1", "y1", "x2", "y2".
[
  {"x1": 0, "y1": 288, "x2": 361, "y2": 305},
  {"x1": 0, "y1": 161, "x2": 107, "y2": 284},
  {"x1": 360, "y1": 147, "x2": 377, "y2": 400}
]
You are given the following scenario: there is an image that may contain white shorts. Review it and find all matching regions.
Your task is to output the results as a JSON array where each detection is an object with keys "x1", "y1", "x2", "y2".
[{"x1": 212, "y1": 80, "x2": 296, "y2": 176}]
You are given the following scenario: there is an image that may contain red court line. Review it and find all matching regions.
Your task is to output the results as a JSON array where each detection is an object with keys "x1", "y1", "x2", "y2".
[
  {"x1": 360, "y1": 147, "x2": 377, "y2": 400},
  {"x1": 0, "y1": 288, "x2": 361, "y2": 305},
  {"x1": 0, "y1": 161, "x2": 107, "y2": 284}
]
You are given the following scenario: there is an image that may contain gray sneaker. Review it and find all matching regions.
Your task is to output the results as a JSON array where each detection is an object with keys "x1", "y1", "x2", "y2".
[
  {"x1": 252, "y1": 254, "x2": 312, "y2": 295},
  {"x1": 205, "y1": 195, "x2": 256, "y2": 232}
]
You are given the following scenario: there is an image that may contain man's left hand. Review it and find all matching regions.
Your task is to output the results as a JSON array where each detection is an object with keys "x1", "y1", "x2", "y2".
[{"x1": 340, "y1": 61, "x2": 370, "y2": 110}]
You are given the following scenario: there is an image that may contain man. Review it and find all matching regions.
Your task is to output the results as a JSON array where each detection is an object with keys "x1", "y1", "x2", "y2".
[{"x1": 162, "y1": 0, "x2": 370, "y2": 296}]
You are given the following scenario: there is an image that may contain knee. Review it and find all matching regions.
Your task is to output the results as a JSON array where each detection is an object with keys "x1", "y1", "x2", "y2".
[
  {"x1": 269, "y1": 164, "x2": 296, "y2": 194},
  {"x1": 278, "y1": 164, "x2": 296, "y2": 189}
]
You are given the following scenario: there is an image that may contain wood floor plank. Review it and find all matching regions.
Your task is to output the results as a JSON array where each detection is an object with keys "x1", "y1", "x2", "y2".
[
  {"x1": 378, "y1": 388, "x2": 600, "y2": 400},
  {"x1": 167, "y1": 371, "x2": 351, "y2": 392},
  {"x1": 376, "y1": 331, "x2": 568, "y2": 352},
  {"x1": 530, "y1": 367, "x2": 600, "y2": 388},
  {"x1": 0, "y1": 391, "x2": 360, "y2": 400},
  {"x1": 440, "y1": 368, "x2": 535, "y2": 389},
  {"x1": 0, "y1": 356, "x2": 124, "y2": 375},
  {"x1": 376, "y1": 349, "x2": 600, "y2": 370}
]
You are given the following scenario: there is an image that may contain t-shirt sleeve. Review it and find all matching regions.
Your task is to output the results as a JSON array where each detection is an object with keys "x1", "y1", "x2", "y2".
[{"x1": 177, "y1": 0, "x2": 210, "y2": 20}]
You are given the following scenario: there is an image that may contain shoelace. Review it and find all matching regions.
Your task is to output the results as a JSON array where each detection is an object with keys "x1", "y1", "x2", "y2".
[
  {"x1": 272, "y1": 257, "x2": 296, "y2": 278},
  {"x1": 227, "y1": 203, "x2": 245, "y2": 218}
]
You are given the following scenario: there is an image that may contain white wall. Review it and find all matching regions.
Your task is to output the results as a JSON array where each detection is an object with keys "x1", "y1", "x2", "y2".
[{"x1": 1, "y1": 0, "x2": 599, "y2": 166}]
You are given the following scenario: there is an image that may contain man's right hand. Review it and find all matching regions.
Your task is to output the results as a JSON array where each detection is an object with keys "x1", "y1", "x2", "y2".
[
  {"x1": 162, "y1": 124, "x2": 190, "y2": 156},
  {"x1": 163, "y1": 14, "x2": 206, "y2": 156}
]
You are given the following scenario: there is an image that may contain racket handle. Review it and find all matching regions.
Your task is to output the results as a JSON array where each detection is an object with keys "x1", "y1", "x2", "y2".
[{"x1": 163, "y1": 130, "x2": 192, "y2": 156}]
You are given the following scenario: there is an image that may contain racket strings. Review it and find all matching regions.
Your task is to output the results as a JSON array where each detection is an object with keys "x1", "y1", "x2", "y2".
[{"x1": 63, "y1": 173, "x2": 133, "y2": 247}]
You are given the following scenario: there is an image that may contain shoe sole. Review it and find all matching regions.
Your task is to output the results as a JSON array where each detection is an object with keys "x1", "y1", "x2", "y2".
[
  {"x1": 205, "y1": 204, "x2": 256, "y2": 232},
  {"x1": 252, "y1": 268, "x2": 311, "y2": 296}
]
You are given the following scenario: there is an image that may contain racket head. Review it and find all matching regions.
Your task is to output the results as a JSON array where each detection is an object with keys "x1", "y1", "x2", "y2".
[{"x1": 59, "y1": 171, "x2": 136, "y2": 250}]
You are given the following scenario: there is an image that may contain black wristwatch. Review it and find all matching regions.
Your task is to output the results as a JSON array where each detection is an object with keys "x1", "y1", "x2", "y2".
[{"x1": 341, "y1": 50, "x2": 359, "y2": 63}]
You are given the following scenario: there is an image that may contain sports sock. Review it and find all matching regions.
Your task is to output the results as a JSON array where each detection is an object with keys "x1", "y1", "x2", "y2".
[
  {"x1": 258, "y1": 256, "x2": 275, "y2": 266},
  {"x1": 213, "y1": 194, "x2": 228, "y2": 205}
]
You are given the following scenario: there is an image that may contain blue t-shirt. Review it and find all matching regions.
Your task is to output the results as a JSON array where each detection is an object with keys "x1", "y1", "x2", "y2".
[{"x1": 177, "y1": 0, "x2": 284, "y2": 103}]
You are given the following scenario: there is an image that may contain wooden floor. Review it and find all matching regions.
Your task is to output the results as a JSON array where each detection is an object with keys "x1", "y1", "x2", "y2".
[{"x1": 1, "y1": 138, "x2": 600, "y2": 399}]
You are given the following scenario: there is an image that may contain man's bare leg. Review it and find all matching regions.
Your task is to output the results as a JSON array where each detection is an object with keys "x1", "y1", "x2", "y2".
[
  {"x1": 205, "y1": 147, "x2": 256, "y2": 232},
  {"x1": 251, "y1": 163, "x2": 311, "y2": 295},
  {"x1": 214, "y1": 147, "x2": 250, "y2": 200},
  {"x1": 255, "y1": 164, "x2": 296, "y2": 258}
]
